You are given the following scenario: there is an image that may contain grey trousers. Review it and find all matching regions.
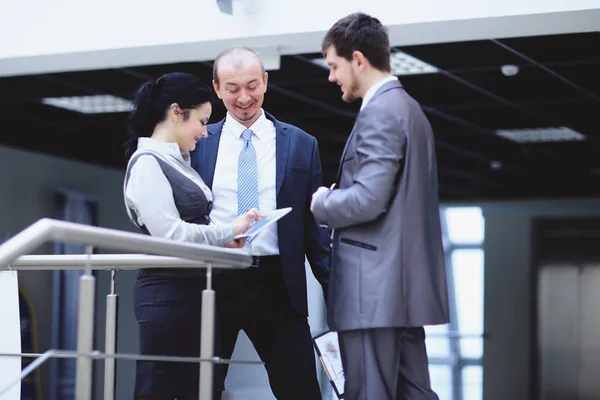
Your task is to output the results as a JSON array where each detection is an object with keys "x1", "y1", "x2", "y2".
[{"x1": 338, "y1": 327, "x2": 439, "y2": 400}]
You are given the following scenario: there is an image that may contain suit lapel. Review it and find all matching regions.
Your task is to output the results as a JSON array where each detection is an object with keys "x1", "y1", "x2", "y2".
[
  {"x1": 336, "y1": 123, "x2": 358, "y2": 184},
  {"x1": 271, "y1": 114, "x2": 289, "y2": 197},
  {"x1": 202, "y1": 120, "x2": 225, "y2": 189}
]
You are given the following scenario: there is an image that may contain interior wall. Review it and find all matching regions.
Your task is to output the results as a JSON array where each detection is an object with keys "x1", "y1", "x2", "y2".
[
  {"x1": 481, "y1": 200, "x2": 600, "y2": 400},
  {"x1": 0, "y1": 144, "x2": 137, "y2": 400}
]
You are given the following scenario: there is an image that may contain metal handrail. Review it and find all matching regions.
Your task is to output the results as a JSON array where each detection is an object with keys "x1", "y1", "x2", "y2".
[
  {"x1": 5, "y1": 254, "x2": 244, "y2": 270},
  {"x1": 0, "y1": 218, "x2": 251, "y2": 268},
  {"x1": 0, "y1": 351, "x2": 265, "y2": 365},
  {"x1": 0, "y1": 218, "x2": 255, "y2": 400}
]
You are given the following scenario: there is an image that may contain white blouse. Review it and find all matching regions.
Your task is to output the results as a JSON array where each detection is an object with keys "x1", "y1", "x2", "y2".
[{"x1": 124, "y1": 137, "x2": 234, "y2": 246}]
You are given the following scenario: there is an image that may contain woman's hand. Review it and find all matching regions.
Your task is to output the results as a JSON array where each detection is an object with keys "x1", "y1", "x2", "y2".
[{"x1": 232, "y1": 208, "x2": 263, "y2": 236}]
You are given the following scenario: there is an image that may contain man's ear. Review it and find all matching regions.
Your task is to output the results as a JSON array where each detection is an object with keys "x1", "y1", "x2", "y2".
[
  {"x1": 212, "y1": 80, "x2": 223, "y2": 99},
  {"x1": 263, "y1": 72, "x2": 269, "y2": 92},
  {"x1": 352, "y1": 50, "x2": 368, "y2": 71}
]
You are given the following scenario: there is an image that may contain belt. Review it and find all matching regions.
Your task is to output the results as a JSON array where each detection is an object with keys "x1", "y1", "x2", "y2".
[
  {"x1": 250, "y1": 255, "x2": 280, "y2": 268},
  {"x1": 138, "y1": 268, "x2": 210, "y2": 278}
]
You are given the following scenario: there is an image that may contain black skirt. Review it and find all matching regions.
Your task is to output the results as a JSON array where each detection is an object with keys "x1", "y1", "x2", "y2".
[{"x1": 133, "y1": 271, "x2": 224, "y2": 397}]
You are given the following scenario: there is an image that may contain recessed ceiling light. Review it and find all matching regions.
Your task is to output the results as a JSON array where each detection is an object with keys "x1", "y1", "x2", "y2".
[
  {"x1": 389, "y1": 52, "x2": 438, "y2": 75},
  {"x1": 495, "y1": 127, "x2": 586, "y2": 143},
  {"x1": 41, "y1": 95, "x2": 132, "y2": 114},
  {"x1": 312, "y1": 51, "x2": 438, "y2": 76}
]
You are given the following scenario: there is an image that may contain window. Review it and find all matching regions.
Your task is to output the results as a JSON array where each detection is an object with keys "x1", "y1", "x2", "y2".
[
  {"x1": 445, "y1": 207, "x2": 485, "y2": 245},
  {"x1": 426, "y1": 206, "x2": 485, "y2": 400}
]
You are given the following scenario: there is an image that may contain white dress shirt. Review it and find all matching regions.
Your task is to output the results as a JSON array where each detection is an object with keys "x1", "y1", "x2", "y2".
[
  {"x1": 124, "y1": 137, "x2": 234, "y2": 245},
  {"x1": 210, "y1": 109, "x2": 279, "y2": 256},
  {"x1": 361, "y1": 75, "x2": 398, "y2": 111}
]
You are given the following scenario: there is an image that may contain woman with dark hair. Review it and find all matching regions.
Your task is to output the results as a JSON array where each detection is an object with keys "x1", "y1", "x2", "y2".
[{"x1": 123, "y1": 72, "x2": 260, "y2": 399}]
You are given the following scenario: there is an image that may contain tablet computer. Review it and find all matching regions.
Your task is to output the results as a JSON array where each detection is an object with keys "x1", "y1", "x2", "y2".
[{"x1": 234, "y1": 207, "x2": 292, "y2": 240}]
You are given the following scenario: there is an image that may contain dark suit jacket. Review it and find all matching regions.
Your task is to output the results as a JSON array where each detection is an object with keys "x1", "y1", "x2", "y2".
[
  {"x1": 190, "y1": 112, "x2": 330, "y2": 317},
  {"x1": 312, "y1": 80, "x2": 450, "y2": 331}
]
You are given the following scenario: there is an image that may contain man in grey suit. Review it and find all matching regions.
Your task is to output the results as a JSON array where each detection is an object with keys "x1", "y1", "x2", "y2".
[{"x1": 311, "y1": 12, "x2": 450, "y2": 400}]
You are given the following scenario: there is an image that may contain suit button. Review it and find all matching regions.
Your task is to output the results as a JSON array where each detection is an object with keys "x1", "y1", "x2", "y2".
[
  {"x1": 207, "y1": 201, "x2": 213, "y2": 211},
  {"x1": 204, "y1": 215, "x2": 210, "y2": 222}
]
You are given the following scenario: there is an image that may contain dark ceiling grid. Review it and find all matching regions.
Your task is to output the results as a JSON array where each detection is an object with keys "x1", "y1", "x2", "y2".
[
  {"x1": 528, "y1": 99, "x2": 598, "y2": 140},
  {"x1": 116, "y1": 67, "x2": 157, "y2": 87},
  {"x1": 393, "y1": 65, "x2": 556, "y2": 192},
  {"x1": 401, "y1": 46, "x2": 578, "y2": 163},
  {"x1": 401, "y1": 37, "x2": 600, "y2": 193},
  {"x1": 418, "y1": 105, "x2": 546, "y2": 184},
  {"x1": 0, "y1": 32, "x2": 598, "y2": 200},
  {"x1": 488, "y1": 38, "x2": 600, "y2": 177},
  {"x1": 37, "y1": 72, "x2": 121, "y2": 98},
  {"x1": 498, "y1": 32, "x2": 600, "y2": 64},
  {"x1": 491, "y1": 39, "x2": 600, "y2": 103}
]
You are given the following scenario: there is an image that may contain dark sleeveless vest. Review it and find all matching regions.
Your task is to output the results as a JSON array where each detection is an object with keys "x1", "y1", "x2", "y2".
[{"x1": 125, "y1": 152, "x2": 213, "y2": 277}]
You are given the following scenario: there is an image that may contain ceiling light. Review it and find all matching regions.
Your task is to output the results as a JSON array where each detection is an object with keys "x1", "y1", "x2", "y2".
[
  {"x1": 217, "y1": 0, "x2": 263, "y2": 15},
  {"x1": 311, "y1": 51, "x2": 438, "y2": 76},
  {"x1": 389, "y1": 52, "x2": 438, "y2": 75},
  {"x1": 501, "y1": 64, "x2": 520, "y2": 77},
  {"x1": 41, "y1": 95, "x2": 132, "y2": 114},
  {"x1": 495, "y1": 127, "x2": 586, "y2": 143}
]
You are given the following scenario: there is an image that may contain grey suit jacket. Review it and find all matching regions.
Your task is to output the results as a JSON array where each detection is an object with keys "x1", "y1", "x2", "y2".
[{"x1": 312, "y1": 80, "x2": 450, "y2": 331}]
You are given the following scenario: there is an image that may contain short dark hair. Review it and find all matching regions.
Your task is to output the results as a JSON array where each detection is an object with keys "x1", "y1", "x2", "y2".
[
  {"x1": 321, "y1": 12, "x2": 391, "y2": 73},
  {"x1": 124, "y1": 72, "x2": 212, "y2": 160},
  {"x1": 213, "y1": 47, "x2": 265, "y2": 84}
]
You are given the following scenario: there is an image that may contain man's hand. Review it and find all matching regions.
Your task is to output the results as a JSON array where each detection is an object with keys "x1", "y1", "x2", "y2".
[
  {"x1": 224, "y1": 238, "x2": 247, "y2": 248},
  {"x1": 311, "y1": 184, "x2": 334, "y2": 212}
]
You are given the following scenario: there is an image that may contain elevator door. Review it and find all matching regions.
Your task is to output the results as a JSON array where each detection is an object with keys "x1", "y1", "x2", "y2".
[{"x1": 538, "y1": 264, "x2": 600, "y2": 400}]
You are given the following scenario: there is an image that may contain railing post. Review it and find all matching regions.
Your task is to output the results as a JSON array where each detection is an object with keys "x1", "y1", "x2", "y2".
[
  {"x1": 75, "y1": 246, "x2": 95, "y2": 400},
  {"x1": 199, "y1": 264, "x2": 215, "y2": 400},
  {"x1": 104, "y1": 269, "x2": 118, "y2": 400}
]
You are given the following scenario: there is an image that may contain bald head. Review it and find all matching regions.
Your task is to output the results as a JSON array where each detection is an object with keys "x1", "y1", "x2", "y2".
[
  {"x1": 213, "y1": 47, "x2": 265, "y2": 84},
  {"x1": 212, "y1": 47, "x2": 269, "y2": 128}
]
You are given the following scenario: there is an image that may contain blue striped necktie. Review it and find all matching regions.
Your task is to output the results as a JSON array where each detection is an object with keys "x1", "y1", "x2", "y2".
[{"x1": 238, "y1": 128, "x2": 259, "y2": 217}]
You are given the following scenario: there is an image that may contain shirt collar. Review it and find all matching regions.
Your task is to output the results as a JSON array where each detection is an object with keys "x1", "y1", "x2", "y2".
[
  {"x1": 361, "y1": 76, "x2": 398, "y2": 111},
  {"x1": 136, "y1": 137, "x2": 188, "y2": 163},
  {"x1": 224, "y1": 108, "x2": 267, "y2": 139}
]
